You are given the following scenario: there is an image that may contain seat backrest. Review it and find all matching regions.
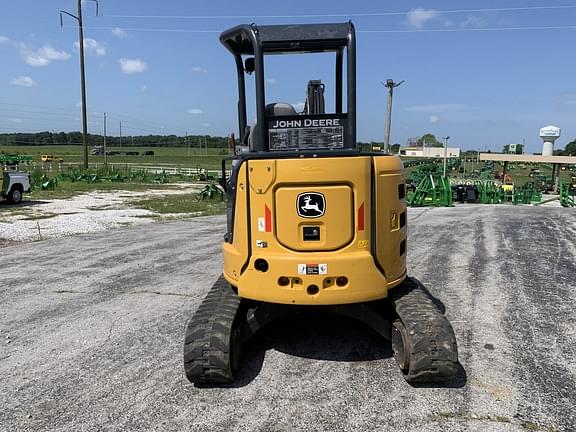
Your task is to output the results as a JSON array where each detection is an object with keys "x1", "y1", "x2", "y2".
[{"x1": 248, "y1": 102, "x2": 298, "y2": 151}]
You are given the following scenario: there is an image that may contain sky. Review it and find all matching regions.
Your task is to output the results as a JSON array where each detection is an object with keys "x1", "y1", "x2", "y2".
[{"x1": 1, "y1": 0, "x2": 576, "y2": 153}]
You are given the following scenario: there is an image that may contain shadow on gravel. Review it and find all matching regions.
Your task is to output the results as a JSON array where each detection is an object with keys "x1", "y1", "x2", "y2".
[
  {"x1": 0, "y1": 199, "x2": 51, "y2": 209},
  {"x1": 196, "y1": 314, "x2": 391, "y2": 389},
  {"x1": 264, "y1": 313, "x2": 392, "y2": 362}
]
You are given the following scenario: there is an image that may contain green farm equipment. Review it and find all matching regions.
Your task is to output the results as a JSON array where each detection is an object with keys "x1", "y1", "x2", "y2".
[
  {"x1": 408, "y1": 174, "x2": 453, "y2": 207},
  {"x1": 560, "y1": 183, "x2": 575, "y2": 207},
  {"x1": 513, "y1": 183, "x2": 542, "y2": 205},
  {"x1": 474, "y1": 181, "x2": 502, "y2": 204}
]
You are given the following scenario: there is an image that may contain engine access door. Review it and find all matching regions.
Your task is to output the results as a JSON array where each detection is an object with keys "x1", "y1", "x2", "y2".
[{"x1": 275, "y1": 185, "x2": 353, "y2": 251}]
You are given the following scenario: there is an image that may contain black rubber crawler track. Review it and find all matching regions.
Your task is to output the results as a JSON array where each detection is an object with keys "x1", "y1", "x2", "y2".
[
  {"x1": 183, "y1": 275, "x2": 243, "y2": 383},
  {"x1": 389, "y1": 277, "x2": 459, "y2": 384}
]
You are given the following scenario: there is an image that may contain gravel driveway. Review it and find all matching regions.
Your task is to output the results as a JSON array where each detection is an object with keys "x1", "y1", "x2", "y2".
[{"x1": 0, "y1": 206, "x2": 574, "y2": 431}]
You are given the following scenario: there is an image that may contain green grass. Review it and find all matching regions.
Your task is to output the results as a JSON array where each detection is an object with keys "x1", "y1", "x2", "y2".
[
  {"x1": 0, "y1": 145, "x2": 230, "y2": 169},
  {"x1": 130, "y1": 193, "x2": 227, "y2": 216}
]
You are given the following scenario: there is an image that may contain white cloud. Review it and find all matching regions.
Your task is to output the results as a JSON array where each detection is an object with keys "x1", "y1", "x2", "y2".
[
  {"x1": 187, "y1": 108, "x2": 203, "y2": 114},
  {"x1": 112, "y1": 27, "x2": 127, "y2": 38},
  {"x1": 74, "y1": 38, "x2": 106, "y2": 56},
  {"x1": 0, "y1": 36, "x2": 10, "y2": 44},
  {"x1": 200, "y1": 123, "x2": 211, "y2": 127},
  {"x1": 140, "y1": 84, "x2": 148, "y2": 93},
  {"x1": 429, "y1": 115, "x2": 440, "y2": 123},
  {"x1": 192, "y1": 66, "x2": 208, "y2": 73},
  {"x1": 265, "y1": 78, "x2": 277, "y2": 85},
  {"x1": 10, "y1": 118, "x2": 24, "y2": 123},
  {"x1": 118, "y1": 58, "x2": 148, "y2": 74},
  {"x1": 39, "y1": 45, "x2": 71, "y2": 61},
  {"x1": 460, "y1": 16, "x2": 486, "y2": 29},
  {"x1": 10, "y1": 76, "x2": 37, "y2": 87},
  {"x1": 406, "y1": 8, "x2": 439, "y2": 30},
  {"x1": 406, "y1": 104, "x2": 467, "y2": 113},
  {"x1": 20, "y1": 43, "x2": 70, "y2": 66}
]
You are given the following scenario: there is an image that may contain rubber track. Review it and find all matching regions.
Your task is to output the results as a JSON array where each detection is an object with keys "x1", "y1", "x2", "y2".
[
  {"x1": 183, "y1": 275, "x2": 242, "y2": 383},
  {"x1": 389, "y1": 278, "x2": 459, "y2": 383}
]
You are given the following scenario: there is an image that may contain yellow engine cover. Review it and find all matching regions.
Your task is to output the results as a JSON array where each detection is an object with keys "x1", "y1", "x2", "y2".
[{"x1": 223, "y1": 155, "x2": 407, "y2": 305}]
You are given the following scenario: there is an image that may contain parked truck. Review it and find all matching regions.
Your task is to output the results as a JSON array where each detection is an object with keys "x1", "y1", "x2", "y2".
[{"x1": 1, "y1": 165, "x2": 31, "y2": 204}]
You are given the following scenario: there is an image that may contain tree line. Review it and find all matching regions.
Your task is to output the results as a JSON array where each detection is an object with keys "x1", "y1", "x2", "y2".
[{"x1": 0, "y1": 132, "x2": 230, "y2": 148}]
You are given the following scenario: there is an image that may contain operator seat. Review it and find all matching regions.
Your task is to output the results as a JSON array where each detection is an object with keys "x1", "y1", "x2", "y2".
[{"x1": 248, "y1": 102, "x2": 297, "y2": 151}]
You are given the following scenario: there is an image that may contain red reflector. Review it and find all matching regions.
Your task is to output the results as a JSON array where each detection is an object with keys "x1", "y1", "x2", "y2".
[
  {"x1": 265, "y1": 205, "x2": 272, "y2": 232},
  {"x1": 358, "y1": 202, "x2": 365, "y2": 231}
]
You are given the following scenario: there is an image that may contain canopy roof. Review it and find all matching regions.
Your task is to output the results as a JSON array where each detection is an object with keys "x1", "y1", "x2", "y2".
[{"x1": 220, "y1": 23, "x2": 353, "y2": 55}]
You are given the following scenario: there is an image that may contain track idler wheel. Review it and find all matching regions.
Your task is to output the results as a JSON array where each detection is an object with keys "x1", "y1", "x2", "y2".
[
  {"x1": 391, "y1": 320, "x2": 411, "y2": 372},
  {"x1": 183, "y1": 276, "x2": 244, "y2": 384}
]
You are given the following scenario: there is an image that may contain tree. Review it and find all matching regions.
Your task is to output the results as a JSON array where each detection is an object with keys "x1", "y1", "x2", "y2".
[
  {"x1": 417, "y1": 133, "x2": 443, "y2": 147},
  {"x1": 390, "y1": 143, "x2": 401, "y2": 153},
  {"x1": 561, "y1": 139, "x2": 576, "y2": 156}
]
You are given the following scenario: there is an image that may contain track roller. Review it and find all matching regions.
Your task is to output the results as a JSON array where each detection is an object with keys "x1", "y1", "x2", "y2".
[
  {"x1": 389, "y1": 278, "x2": 459, "y2": 384},
  {"x1": 183, "y1": 276, "x2": 244, "y2": 384}
]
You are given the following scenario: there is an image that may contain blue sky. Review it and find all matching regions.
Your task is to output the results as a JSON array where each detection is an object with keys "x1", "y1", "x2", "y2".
[{"x1": 1, "y1": 0, "x2": 576, "y2": 153}]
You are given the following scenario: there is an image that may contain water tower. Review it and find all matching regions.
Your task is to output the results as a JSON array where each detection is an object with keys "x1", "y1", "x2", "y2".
[{"x1": 539, "y1": 126, "x2": 561, "y2": 156}]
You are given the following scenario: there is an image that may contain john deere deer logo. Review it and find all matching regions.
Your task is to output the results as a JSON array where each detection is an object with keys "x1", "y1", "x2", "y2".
[{"x1": 297, "y1": 192, "x2": 325, "y2": 218}]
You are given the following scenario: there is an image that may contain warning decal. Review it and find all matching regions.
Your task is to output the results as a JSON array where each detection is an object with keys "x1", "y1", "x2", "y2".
[{"x1": 297, "y1": 263, "x2": 328, "y2": 275}]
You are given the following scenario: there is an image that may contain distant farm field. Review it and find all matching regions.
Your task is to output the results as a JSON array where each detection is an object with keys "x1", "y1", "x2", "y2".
[{"x1": 0, "y1": 145, "x2": 230, "y2": 169}]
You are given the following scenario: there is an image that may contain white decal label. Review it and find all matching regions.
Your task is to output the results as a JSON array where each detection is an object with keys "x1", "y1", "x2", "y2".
[
  {"x1": 256, "y1": 240, "x2": 268, "y2": 248},
  {"x1": 257, "y1": 217, "x2": 265, "y2": 232},
  {"x1": 297, "y1": 264, "x2": 328, "y2": 275}
]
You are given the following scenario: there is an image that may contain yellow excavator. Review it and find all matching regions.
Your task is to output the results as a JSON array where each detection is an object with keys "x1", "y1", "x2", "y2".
[{"x1": 184, "y1": 22, "x2": 459, "y2": 384}]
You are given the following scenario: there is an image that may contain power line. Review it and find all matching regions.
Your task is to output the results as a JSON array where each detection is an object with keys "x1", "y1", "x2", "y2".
[
  {"x1": 101, "y1": 5, "x2": 576, "y2": 19},
  {"x1": 66, "y1": 24, "x2": 576, "y2": 34},
  {"x1": 0, "y1": 103, "x2": 188, "y2": 134},
  {"x1": 361, "y1": 25, "x2": 576, "y2": 33},
  {"x1": 0, "y1": 102, "x2": 92, "y2": 113},
  {"x1": 63, "y1": 25, "x2": 219, "y2": 33}
]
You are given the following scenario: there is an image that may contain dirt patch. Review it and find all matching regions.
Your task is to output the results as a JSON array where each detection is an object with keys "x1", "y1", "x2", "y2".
[
  {"x1": 0, "y1": 238, "x2": 21, "y2": 248},
  {"x1": 0, "y1": 183, "x2": 206, "y2": 242}
]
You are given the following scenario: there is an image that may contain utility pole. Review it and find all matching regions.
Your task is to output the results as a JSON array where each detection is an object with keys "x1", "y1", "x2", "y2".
[
  {"x1": 60, "y1": 0, "x2": 98, "y2": 169},
  {"x1": 119, "y1": 120, "x2": 122, "y2": 150},
  {"x1": 185, "y1": 131, "x2": 189, "y2": 156},
  {"x1": 103, "y1": 112, "x2": 107, "y2": 165},
  {"x1": 442, "y1": 136, "x2": 450, "y2": 177},
  {"x1": 382, "y1": 79, "x2": 404, "y2": 154}
]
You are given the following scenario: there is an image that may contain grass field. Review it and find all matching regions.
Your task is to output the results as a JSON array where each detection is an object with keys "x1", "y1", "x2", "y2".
[
  {"x1": 3, "y1": 145, "x2": 575, "y2": 192},
  {"x1": 0, "y1": 145, "x2": 230, "y2": 169}
]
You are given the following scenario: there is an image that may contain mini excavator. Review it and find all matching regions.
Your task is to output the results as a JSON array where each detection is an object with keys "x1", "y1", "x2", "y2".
[{"x1": 184, "y1": 22, "x2": 459, "y2": 384}]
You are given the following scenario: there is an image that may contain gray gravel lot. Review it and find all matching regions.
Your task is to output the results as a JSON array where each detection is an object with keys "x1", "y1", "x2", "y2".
[{"x1": 1, "y1": 206, "x2": 575, "y2": 432}]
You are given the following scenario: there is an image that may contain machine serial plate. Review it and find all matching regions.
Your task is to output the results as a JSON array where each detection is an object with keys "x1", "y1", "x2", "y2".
[{"x1": 268, "y1": 126, "x2": 344, "y2": 150}]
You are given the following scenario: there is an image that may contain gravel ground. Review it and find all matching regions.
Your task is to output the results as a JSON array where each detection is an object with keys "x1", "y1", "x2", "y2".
[
  {"x1": 0, "y1": 183, "x2": 201, "y2": 242},
  {"x1": 1, "y1": 205, "x2": 575, "y2": 431}
]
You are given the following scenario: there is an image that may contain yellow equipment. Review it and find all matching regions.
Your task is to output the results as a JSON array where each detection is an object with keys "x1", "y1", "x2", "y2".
[
  {"x1": 184, "y1": 22, "x2": 458, "y2": 385},
  {"x1": 41, "y1": 154, "x2": 63, "y2": 163}
]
